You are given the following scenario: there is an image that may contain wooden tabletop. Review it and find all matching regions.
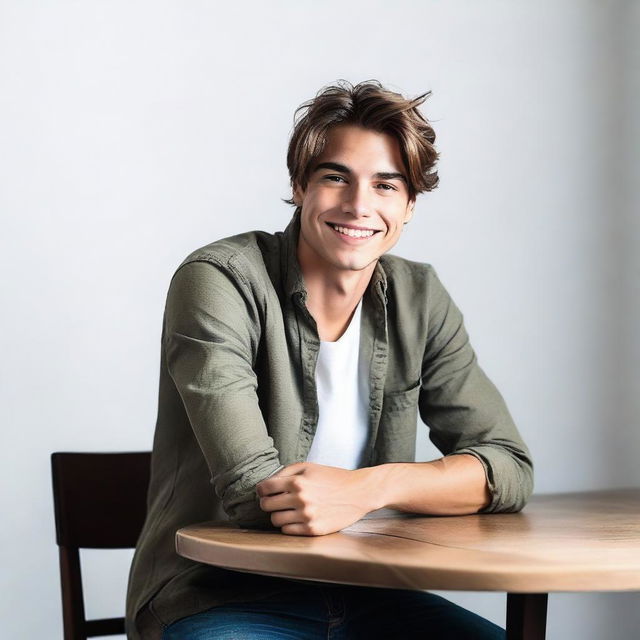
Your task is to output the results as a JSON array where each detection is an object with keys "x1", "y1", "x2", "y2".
[{"x1": 176, "y1": 488, "x2": 640, "y2": 593}]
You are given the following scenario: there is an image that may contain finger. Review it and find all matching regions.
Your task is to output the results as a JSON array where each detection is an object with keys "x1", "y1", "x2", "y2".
[
  {"x1": 280, "y1": 522, "x2": 316, "y2": 536},
  {"x1": 256, "y1": 464, "x2": 304, "y2": 495},
  {"x1": 257, "y1": 475, "x2": 301, "y2": 497},
  {"x1": 260, "y1": 492, "x2": 300, "y2": 513},
  {"x1": 270, "y1": 509, "x2": 304, "y2": 528}
]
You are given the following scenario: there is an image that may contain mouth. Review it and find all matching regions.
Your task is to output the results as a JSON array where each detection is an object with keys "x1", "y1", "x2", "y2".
[{"x1": 325, "y1": 222, "x2": 382, "y2": 240}]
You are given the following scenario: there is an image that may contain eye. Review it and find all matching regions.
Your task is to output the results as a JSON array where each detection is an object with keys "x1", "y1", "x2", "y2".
[
  {"x1": 375, "y1": 183, "x2": 397, "y2": 191},
  {"x1": 323, "y1": 174, "x2": 347, "y2": 183}
]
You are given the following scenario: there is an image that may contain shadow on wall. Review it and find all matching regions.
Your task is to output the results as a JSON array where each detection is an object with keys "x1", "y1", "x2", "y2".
[
  {"x1": 602, "y1": 2, "x2": 640, "y2": 489},
  {"x1": 579, "y1": 4, "x2": 640, "y2": 639}
]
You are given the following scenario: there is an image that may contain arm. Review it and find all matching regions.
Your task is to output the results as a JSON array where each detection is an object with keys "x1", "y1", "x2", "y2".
[
  {"x1": 165, "y1": 260, "x2": 283, "y2": 527},
  {"x1": 365, "y1": 454, "x2": 490, "y2": 514},
  {"x1": 418, "y1": 266, "x2": 534, "y2": 514},
  {"x1": 256, "y1": 454, "x2": 488, "y2": 536},
  {"x1": 361, "y1": 267, "x2": 531, "y2": 516}
]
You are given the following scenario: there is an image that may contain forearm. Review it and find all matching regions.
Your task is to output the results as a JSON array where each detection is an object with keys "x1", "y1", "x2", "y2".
[{"x1": 361, "y1": 454, "x2": 491, "y2": 515}]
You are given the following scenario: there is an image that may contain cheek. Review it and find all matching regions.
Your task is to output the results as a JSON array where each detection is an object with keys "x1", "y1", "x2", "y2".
[
  {"x1": 383, "y1": 220, "x2": 405, "y2": 244},
  {"x1": 313, "y1": 194, "x2": 334, "y2": 213},
  {"x1": 301, "y1": 195, "x2": 323, "y2": 219},
  {"x1": 380, "y1": 217, "x2": 400, "y2": 235}
]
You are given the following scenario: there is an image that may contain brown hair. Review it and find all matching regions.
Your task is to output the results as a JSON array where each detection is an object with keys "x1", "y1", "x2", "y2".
[{"x1": 285, "y1": 79, "x2": 439, "y2": 211}]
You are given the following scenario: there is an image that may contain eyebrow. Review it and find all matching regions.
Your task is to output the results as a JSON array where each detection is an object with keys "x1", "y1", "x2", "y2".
[{"x1": 312, "y1": 161, "x2": 407, "y2": 183}]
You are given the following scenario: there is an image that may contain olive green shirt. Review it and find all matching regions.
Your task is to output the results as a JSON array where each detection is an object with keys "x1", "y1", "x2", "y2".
[{"x1": 125, "y1": 211, "x2": 533, "y2": 639}]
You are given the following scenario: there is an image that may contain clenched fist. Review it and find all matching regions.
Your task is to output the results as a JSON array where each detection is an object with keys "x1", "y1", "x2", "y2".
[{"x1": 256, "y1": 461, "x2": 377, "y2": 536}]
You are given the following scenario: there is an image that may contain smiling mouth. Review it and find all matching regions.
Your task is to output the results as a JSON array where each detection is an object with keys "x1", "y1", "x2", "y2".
[{"x1": 326, "y1": 222, "x2": 381, "y2": 239}]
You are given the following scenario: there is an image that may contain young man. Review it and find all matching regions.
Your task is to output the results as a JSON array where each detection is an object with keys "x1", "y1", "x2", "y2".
[{"x1": 126, "y1": 80, "x2": 533, "y2": 639}]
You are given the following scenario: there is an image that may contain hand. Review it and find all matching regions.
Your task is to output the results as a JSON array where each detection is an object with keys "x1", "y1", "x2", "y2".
[{"x1": 256, "y1": 462, "x2": 374, "y2": 536}]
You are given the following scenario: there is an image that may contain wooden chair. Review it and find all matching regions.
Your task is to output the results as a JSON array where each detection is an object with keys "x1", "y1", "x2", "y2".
[{"x1": 51, "y1": 452, "x2": 151, "y2": 640}]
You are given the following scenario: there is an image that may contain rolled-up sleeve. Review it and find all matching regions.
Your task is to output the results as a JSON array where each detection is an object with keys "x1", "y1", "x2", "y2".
[
  {"x1": 418, "y1": 266, "x2": 533, "y2": 513},
  {"x1": 164, "y1": 260, "x2": 283, "y2": 526}
]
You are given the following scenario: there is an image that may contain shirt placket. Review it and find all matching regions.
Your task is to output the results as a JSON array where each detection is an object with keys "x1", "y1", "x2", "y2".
[
  {"x1": 292, "y1": 290, "x2": 321, "y2": 462},
  {"x1": 362, "y1": 277, "x2": 389, "y2": 466}
]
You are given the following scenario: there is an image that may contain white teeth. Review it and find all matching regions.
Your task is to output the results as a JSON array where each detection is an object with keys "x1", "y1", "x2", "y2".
[{"x1": 331, "y1": 224, "x2": 375, "y2": 238}]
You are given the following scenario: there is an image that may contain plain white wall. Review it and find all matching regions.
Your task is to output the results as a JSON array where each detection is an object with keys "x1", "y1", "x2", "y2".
[{"x1": 1, "y1": 1, "x2": 638, "y2": 638}]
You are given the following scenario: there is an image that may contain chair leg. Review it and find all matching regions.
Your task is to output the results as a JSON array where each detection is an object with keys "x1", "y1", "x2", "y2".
[
  {"x1": 506, "y1": 593, "x2": 548, "y2": 640},
  {"x1": 59, "y1": 546, "x2": 87, "y2": 640}
]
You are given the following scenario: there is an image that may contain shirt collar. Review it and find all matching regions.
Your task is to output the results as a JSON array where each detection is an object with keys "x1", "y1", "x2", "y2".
[
  {"x1": 281, "y1": 210, "x2": 389, "y2": 307},
  {"x1": 281, "y1": 210, "x2": 307, "y2": 300}
]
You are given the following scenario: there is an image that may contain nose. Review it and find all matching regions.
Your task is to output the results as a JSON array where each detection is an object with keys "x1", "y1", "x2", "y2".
[{"x1": 341, "y1": 181, "x2": 372, "y2": 217}]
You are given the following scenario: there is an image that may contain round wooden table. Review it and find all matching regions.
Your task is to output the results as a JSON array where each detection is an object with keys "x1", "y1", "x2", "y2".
[{"x1": 176, "y1": 488, "x2": 640, "y2": 639}]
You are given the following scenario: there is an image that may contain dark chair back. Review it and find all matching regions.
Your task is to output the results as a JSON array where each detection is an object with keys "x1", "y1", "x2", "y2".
[{"x1": 51, "y1": 452, "x2": 151, "y2": 640}]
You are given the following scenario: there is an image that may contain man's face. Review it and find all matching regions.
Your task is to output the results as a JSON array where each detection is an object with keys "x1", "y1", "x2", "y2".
[{"x1": 294, "y1": 124, "x2": 414, "y2": 275}]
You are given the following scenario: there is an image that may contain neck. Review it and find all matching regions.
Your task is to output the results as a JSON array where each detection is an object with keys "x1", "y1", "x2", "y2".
[{"x1": 296, "y1": 240, "x2": 376, "y2": 340}]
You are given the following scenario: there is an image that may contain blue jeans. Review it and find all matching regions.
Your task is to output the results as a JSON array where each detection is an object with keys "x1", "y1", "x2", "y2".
[{"x1": 162, "y1": 583, "x2": 504, "y2": 639}]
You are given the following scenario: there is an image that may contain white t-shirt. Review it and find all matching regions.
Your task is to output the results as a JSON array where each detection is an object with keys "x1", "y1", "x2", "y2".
[{"x1": 306, "y1": 299, "x2": 370, "y2": 470}]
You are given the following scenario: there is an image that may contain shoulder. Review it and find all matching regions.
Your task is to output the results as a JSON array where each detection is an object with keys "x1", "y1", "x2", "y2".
[
  {"x1": 172, "y1": 229, "x2": 281, "y2": 291},
  {"x1": 164, "y1": 230, "x2": 282, "y2": 332},
  {"x1": 379, "y1": 253, "x2": 441, "y2": 297},
  {"x1": 179, "y1": 229, "x2": 279, "y2": 270}
]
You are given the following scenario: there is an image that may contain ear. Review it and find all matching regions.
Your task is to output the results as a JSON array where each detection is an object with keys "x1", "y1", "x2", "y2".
[
  {"x1": 404, "y1": 199, "x2": 415, "y2": 224},
  {"x1": 292, "y1": 184, "x2": 305, "y2": 207}
]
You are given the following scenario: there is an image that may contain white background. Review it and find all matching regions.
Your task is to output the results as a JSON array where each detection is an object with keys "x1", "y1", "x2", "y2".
[{"x1": 1, "y1": 1, "x2": 638, "y2": 638}]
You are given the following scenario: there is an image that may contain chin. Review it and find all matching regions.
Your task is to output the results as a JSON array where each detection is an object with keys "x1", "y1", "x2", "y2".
[{"x1": 333, "y1": 257, "x2": 378, "y2": 272}]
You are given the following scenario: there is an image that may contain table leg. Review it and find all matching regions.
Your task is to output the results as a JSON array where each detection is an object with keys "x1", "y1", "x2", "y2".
[{"x1": 506, "y1": 593, "x2": 548, "y2": 640}]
